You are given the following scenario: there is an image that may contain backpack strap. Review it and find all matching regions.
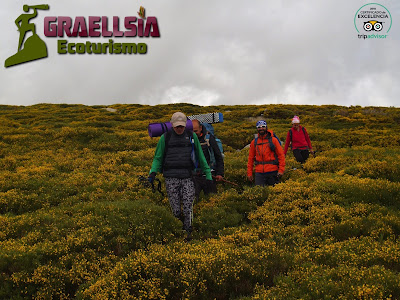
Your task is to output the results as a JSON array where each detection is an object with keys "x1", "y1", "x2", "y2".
[
  {"x1": 188, "y1": 131, "x2": 199, "y2": 169},
  {"x1": 203, "y1": 132, "x2": 211, "y2": 147},
  {"x1": 163, "y1": 130, "x2": 172, "y2": 155},
  {"x1": 267, "y1": 135, "x2": 279, "y2": 165},
  {"x1": 199, "y1": 131, "x2": 215, "y2": 171},
  {"x1": 161, "y1": 122, "x2": 169, "y2": 134},
  {"x1": 289, "y1": 127, "x2": 308, "y2": 150},
  {"x1": 255, "y1": 135, "x2": 275, "y2": 151},
  {"x1": 204, "y1": 132, "x2": 213, "y2": 157},
  {"x1": 268, "y1": 136, "x2": 275, "y2": 152},
  {"x1": 254, "y1": 135, "x2": 279, "y2": 166},
  {"x1": 255, "y1": 137, "x2": 260, "y2": 159},
  {"x1": 290, "y1": 127, "x2": 306, "y2": 140}
]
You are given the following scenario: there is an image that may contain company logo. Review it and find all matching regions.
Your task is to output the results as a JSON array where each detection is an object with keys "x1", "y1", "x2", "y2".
[
  {"x1": 354, "y1": 3, "x2": 392, "y2": 39},
  {"x1": 138, "y1": 6, "x2": 146, "y2": 19},
  {"x1": 5, "y1": 4, "x2": 160, "y2": 68},
  {"x1": 363, "y1": 20, "x2": 383, "y2": 31},
  {"x1": 5, "y1": 4, "x2": 50, "y2": 68}
]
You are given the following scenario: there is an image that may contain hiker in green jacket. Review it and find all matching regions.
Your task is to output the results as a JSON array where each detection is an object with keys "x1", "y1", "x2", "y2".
[{"x1": 148, "y1": 112, "x2": 212, "y2": 241}]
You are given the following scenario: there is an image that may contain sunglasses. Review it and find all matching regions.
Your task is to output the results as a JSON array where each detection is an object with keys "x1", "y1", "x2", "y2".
[{"x1": 257, "y1": 125, "x2": 267, "y2": 129}]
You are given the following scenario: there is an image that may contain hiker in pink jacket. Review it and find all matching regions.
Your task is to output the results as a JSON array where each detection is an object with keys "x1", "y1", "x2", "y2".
[{"x1": 283, "y1": 116, "x2": 314, "y2": 164}]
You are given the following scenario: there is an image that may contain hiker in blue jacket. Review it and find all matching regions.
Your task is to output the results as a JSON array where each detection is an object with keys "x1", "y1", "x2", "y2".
[{"x1": 192, "y1": 119, "x2": 224, "y2": 200}]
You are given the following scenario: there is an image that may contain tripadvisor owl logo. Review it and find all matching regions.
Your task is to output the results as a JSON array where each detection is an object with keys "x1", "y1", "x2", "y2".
[
  {"x1": 5, "y1": 4, "x2": 50, "y2": 68},
  {"x1": 354, "y1": 3, "x2": 392, "y2": 39}
]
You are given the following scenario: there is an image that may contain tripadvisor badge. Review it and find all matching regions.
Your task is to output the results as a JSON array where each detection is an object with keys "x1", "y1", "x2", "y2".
[
  {"x1": 5, "y1": 4, "x2": 49, "y2": 68},
  {"x1": 354, "y1": 3, "x2": 392, "y2": 39}
]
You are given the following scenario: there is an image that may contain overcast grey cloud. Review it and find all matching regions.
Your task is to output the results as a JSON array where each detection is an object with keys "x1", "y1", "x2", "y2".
[{"x1": 1, "y1": 0, "x2": 399, "y2": 107}]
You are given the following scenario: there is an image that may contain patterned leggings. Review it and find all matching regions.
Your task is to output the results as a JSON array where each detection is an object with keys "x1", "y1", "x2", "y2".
[{"x1": 165, "y1": 177, "x2": 195, "y2": 233}]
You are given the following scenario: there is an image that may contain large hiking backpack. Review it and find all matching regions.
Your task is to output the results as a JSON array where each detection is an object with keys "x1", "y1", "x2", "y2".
[{"x1": 201, "y1": 123, "x2": 224, "y2": 170}]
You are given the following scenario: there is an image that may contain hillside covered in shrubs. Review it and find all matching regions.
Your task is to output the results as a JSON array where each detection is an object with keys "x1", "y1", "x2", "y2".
[{"x1": 1, "y1": 103, "x2": 400, "y2": 299}]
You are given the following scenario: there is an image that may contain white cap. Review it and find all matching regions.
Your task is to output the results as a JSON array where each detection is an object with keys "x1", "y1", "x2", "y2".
[{"x1": 171, "y1": 112, "x2": 187, "y2": 127}]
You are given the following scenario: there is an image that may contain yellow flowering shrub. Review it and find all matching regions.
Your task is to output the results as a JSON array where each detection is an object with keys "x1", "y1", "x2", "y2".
[{"x1": 0, "y1": 103, "x2": 400, "y2": 299}]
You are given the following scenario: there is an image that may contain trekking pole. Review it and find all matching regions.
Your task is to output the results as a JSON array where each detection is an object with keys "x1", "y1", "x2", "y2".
[
  {"x1": 311, "y1": 150, "x2": 320, "y2": 158},
  {"x1": 212, "y1": 175, "x2": 239, "y2": 187},
  {"x1": 153, "y1": 178, "x2": 165, "y2": 196},
  {"x1": 138, "y1": 176, "x2": 165, "y2": 196}
]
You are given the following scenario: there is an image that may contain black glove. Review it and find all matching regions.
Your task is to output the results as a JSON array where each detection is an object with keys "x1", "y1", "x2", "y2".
[
  {"x1": 148, "y1": 172, "x2": 156, "y2": 184},
  {"x1": 205, "y1": 179, "x2": 214, "y2": 194}
]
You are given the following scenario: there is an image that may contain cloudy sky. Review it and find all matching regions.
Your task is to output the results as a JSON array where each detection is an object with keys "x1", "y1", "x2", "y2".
[{"x1": 1, "y1": 0, "x2": 399, "y2": 107}]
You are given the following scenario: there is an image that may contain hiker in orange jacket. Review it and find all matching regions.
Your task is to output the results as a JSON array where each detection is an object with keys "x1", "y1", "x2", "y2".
[{"x1": 247, "y1": 120, "x2": 285, "y2": 186}]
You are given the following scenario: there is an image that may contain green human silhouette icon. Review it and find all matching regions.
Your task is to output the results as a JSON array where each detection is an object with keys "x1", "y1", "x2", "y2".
[{"x1": 5, "y1": 4, "x2": 50, "y2": 68}]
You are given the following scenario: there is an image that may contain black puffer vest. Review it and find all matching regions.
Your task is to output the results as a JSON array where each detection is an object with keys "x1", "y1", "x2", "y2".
[{"x1": 163, "y1": 130, "x2": 194, "y2": 178}]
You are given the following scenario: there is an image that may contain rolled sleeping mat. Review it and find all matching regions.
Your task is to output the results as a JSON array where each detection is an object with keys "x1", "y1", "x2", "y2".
[
  {"x1": 148, "y1": 119, "x2": 193, "y2": 137},
  {"x1": 187, "y1": 112, "x2": 223, "y2": 124}
]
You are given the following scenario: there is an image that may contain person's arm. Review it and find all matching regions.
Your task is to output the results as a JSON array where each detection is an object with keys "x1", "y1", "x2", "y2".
[
  {"x1": 193, "y1": 134, "x2": 212, "y2": 180},
  {"x1": 283, "y1": 130, "x2": 291, "y2": 155},
  {"x1": 31, "y1": 9, "x2": 38, "y2": 18},
  {"x1": 247, "y1": 140, "x2": 255, "y2": 178},
  {"x1": 149, "y1": 134, "x2": 166, "y2": 174},
  {"x1": 303, "y1": 128, "x2": 312, "y2": 150},
  {"x1": 274, "y1": 138, "x2": 286, "y2": 175},
  {"x1": 209, "y1": 135, "x2": 224, "y2": 177}
]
